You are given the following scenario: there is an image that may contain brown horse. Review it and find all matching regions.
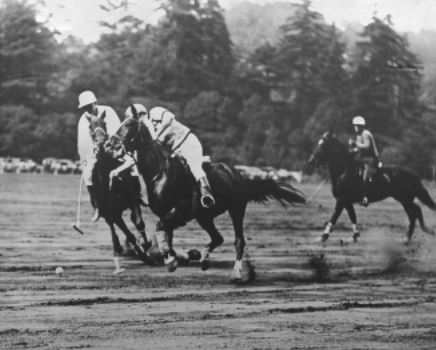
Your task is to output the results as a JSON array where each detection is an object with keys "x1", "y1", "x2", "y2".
[
  {"x1": 86, "y1": 112, "x2": 152, "y2": 263},
  {"x1": 105, "y1": 114, "x2": 306, "y2": 280},
  {"x1": 309, "y1": 131, "x2": 436, "y2": 243}
]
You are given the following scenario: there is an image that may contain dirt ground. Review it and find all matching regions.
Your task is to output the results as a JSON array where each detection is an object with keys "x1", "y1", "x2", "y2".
[{"x1": 1, "y1": 173, "x2": 436, "y2": 349}]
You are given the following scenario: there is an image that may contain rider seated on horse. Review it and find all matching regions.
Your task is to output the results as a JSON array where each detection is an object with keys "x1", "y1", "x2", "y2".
[
  {"x1": 147, "y1": 106, "x2": 215, "y2": 209},
  {"x1": 77, "y1": 90, "x2": 122, "y2": 222},
  {"x1": 77, "y1": 91, "x2": 142, "y2": 221},
  {"x1": 109, "y1": 104, "x2": 215, "y2": 209},
  {"x1": 348, "y1": 115, "x2": 382, "y2": 207}
]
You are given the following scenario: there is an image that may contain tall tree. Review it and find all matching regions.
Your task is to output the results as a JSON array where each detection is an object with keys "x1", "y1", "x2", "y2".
[
  {"x1": 275, "y1": 0, "x2": 348, "y2": 123},
  {"x1": 0, "y1": 0, "x2": 58, "y2": 110},
  {"x1": 152, "y1": 0, "x2": 235, "y2": 102},
  {"x1": 352, "y1": 16, "x2": 423, "y2": 134}
]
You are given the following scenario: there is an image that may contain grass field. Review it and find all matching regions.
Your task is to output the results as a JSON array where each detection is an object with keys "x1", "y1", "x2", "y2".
[{"x1": 1, "y1": 173, "x2": 436, "y2": 349}]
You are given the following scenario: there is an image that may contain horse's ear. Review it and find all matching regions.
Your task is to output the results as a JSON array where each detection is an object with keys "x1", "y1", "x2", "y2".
[
  {"x1": 100, "y1": 110, "x2": 106, "y2": 120},
  {"x1": 130, "y1": 104, "x2": 139, "y2": 120}
]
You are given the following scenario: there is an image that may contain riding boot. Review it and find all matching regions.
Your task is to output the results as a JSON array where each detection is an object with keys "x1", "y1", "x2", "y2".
[
  {"x1": 87, "y1": 186, "x2": 101, "y2": 222},
  {"x1": 198, "y1": 176, "x2": 215, "y2": 209}
]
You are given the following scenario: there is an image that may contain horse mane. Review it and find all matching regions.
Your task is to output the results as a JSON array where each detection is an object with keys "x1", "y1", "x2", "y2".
[{"x1": 327, "y1": 134, "x2": 354, "y2": 167}]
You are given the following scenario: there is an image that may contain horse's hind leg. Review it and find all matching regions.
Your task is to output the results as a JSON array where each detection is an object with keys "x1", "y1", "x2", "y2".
[
  {"x1": 130, "y1": 205, "x2": 150, "y2": 250},
  {"x1": 196, "y1": 215, "x2": 225, "y2": 271},
  {"x1": 345, "y1": 203, "x2": 360, "y2": 242},
  {"x1": 413, "y1": 202, "x2": 435, "y2": 236},
  {"x1": 228, "y1": 202, "x2": 248, "y2": 280},
  {"x1": 401, "y1": 202, "x2": 417, "y2": 243}
]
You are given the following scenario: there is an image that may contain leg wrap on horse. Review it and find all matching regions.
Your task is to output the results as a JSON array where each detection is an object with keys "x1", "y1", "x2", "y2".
[{"x1": 155, "y1": 229, "x2": 170, "y2": 255}]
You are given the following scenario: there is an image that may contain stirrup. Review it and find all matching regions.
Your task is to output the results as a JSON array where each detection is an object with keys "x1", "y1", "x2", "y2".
[
  {"x1": 201, "y1": 194, "x2": 215, "y2": 208},
  {"x1": 359, "y1": 197, "x2": 369, "y2": 207}
]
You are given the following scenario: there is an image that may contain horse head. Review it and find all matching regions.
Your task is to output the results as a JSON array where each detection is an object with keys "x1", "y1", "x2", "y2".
[
  {"x1": 308, "y1": 131, "x2": 334, "y2": 166},
  {"x1": 106, "y1": 110, "x2": 154, "y2": 153},
  {"x1": 87, "y1": 110, "x2": 108, "y2": 149}
]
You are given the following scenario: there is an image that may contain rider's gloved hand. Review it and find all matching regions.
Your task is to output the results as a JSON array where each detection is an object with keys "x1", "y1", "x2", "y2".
[{"x1": 109, "y1": 169, "x2": 120, "y2": 179}]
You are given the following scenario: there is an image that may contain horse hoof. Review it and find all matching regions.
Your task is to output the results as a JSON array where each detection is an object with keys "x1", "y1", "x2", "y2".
[
  {"x1": 200, "y1": 248, "x2": 210, "y2": 270},
  {"x1": 402, "y1": 237, "x2": 412, "y2": 246},
  {"x1": 165, "y1": 255, "x2": 178, "y2": 272},
  {"x1": 315, "y1": 234, "x2": 329, "y2": 243},
  {"x1": 230, "y1": 275, "x2": 242, "y2": 283},
  {"x1": 352, "y1": 232, "x2": 360, "y2": 243},
  {"x1": 200, "y1": 259, "x2": 210, "y2": 271},
  {"x1": 231, "y1": 260, "x2": 243, "y2": 281},
  {"x1": 141, "y1": 253, "x2": 155, "y2": 266},
  {"x1": 187, "y1": 249, "x2": 202, "y2": 261}
]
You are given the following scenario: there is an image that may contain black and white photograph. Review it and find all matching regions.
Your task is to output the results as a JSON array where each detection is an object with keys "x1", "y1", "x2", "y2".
[{"x1": 1, "y1": 0, "x2": 436, "y2": 348}]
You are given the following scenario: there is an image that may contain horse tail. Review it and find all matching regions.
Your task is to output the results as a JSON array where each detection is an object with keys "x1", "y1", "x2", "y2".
[
  {"x1": 240, "y1": 179, "x2": 306, "y2": 206},
  {"x1": 416, "y1": 182, "x2": 436, "y2": 210}
]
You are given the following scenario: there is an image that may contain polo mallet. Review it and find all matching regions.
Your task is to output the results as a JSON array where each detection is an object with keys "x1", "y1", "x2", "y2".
[
  {"x1": 72, "y1": 176, "x2": 85, "y2": 235},
  {"x1": 307, "y1": 178, "x2": 328, "y2": 203}
]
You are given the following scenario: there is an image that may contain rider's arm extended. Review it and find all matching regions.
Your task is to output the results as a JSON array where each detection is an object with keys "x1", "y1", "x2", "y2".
[
  {"x1": 110, "y1": 152, "x2": 136, "y2": 178},
  {"x1": 154, "y1": 111, "x2": 175, "y2": 140}
]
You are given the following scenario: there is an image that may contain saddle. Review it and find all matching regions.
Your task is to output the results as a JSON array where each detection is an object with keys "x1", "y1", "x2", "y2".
[{"x1": 355, "y1": 164, "x2": 392, "y2": 187}]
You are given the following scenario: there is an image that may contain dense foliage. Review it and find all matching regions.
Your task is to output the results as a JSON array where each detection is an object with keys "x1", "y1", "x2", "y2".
[{"x1": 1, "y1": 0, "x2": 435, "y2": 177}]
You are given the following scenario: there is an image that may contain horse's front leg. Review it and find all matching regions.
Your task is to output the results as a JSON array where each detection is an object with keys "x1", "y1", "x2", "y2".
[
  {"x1": 114, "y1": 217, "x2": 152, "y2": 265},
  {"x1": 345, "y1": 202, "x2": 360, "y2": 242},
  {"x1": 156, "y1": 207, "x2": 192, "y2": 272},
  {"x1": 106, "y1": 219, "x2": 123, "y2": 256},
  {"x1": 130, "y1": 205, "x2": 150, "y2": 251},
  {"x1": 317, "y1": 200, "x2": 344, "y2": 242},
  {"x1": 196, "y1": 215, "x2": 225, "y2": 271}
]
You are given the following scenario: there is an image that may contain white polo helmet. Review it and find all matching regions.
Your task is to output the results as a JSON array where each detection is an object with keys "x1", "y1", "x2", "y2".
[
  {"x1": 125, "y1": 104, "x2": 148, "y2": 119},
  {"x1": 352, "y1": 115, "x2": 366, "y2": 126},
  {"x1": 78, "y1": 90, "x2": 97, "y2": 108},
  {"x1": 149, "y1": 106, "x2": 167, "y2": 122}
]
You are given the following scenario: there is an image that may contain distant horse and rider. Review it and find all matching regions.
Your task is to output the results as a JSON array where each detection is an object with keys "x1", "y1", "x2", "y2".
[
  {"x1": 104, "y1": 104, "x2": 306, "y2": 280},
  {"x1": 308, "y1": 117, "x2": 436, "y2": 244}
]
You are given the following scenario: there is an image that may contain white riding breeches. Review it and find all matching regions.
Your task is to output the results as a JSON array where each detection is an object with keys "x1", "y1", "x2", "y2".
[
  {"x1": 82, "y1": 155, "x2": 97, "y2": 186},
  {"x1": 173, "y1": 133, "x2": 205, "y2": 181}
]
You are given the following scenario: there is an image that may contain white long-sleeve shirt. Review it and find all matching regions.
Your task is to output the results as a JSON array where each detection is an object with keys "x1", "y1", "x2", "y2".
[
  {"x1": 149, "y1": 107, "x2": 190, "y2": 151},
  {"x1": 77, "y1": 105, "x2": 121, "y2": 161}
]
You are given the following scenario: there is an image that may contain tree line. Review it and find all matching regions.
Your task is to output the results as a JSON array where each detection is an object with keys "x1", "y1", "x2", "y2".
[{"x1": 1, "y1": 0, "x2": 435, "y2": 177}]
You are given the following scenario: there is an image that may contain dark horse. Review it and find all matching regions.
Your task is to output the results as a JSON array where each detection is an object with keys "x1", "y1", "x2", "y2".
[
  {"x1": 106, "y1": 115, "x2": 306, "y2": 279},
  {"x1": 86, "y1": 112, "x2": 151, "y2": 263},
  {"x1": 308, "y1": 131, "x2": 436, "y2": 243}
]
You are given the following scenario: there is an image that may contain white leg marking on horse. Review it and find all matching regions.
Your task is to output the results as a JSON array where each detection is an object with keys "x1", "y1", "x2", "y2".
[
  {"x1": 113, "y1": 257, "x2": 125, "y2": 275},
  {"x1": 324, "y1": 222, "x2": 333, "y2": 234},
  {"x1": 200, "y1": 247, "x2": 210, "y2": 263},
  {"x1": 155, "y1": 231, "x2": 170, "y2": 255},
  {"x1": 232, "y1": 260, "x2": 242, "y2": 280}
]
